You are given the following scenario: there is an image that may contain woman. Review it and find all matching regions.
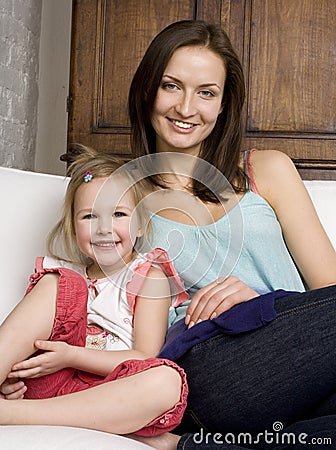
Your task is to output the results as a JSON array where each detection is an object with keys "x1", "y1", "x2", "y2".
[{"x1": 128, "y1": 20, "x2": 336, "y2": 449}]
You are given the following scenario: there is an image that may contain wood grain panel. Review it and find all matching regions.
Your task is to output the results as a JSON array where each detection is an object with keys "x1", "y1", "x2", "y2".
[
  {"x1": 244, "y1": 135, "x2": 336, "y2": 180},
  {"x1": 242, "y1": 0, "x2": 336, "y2": 179},
  {"x1": 247, "y1": 0, "x2": 336, "y2": 134}
]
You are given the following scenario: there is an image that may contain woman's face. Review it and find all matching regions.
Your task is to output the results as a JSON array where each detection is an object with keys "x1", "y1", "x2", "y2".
[{"x1": 151, "y1": 46, "x2": 226, "y2": 155}]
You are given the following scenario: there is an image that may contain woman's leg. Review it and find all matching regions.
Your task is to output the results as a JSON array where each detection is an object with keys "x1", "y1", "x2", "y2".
[
  {"x1": 176, "y1": 415, "x2": 336, "y2": 449},
  {"x1": 131, "y1": 415, "x2": 336, "y2": 450},
  {"x1": 175, "y1": 284, "x2": 336, "y2": 434},
  {"x1": 0, "y1": 365, "x2": 182, "y2": 435},
  {"x1": 0, "y1": 274, "x2": 58, "y2": 384}
]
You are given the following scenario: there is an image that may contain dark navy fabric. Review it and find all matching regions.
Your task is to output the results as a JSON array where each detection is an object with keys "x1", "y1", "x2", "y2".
[
  {"x1": 158, "y1": 290, "x2": 295, "y2": 361},
  {"x1": 172, "y1": 284, "x2": 336, "y2": 449}
]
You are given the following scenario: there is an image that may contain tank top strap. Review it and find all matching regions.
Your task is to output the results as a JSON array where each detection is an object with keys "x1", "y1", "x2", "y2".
[{"x1": 243, "y1": 149, "x2": 260, "y2": 195}]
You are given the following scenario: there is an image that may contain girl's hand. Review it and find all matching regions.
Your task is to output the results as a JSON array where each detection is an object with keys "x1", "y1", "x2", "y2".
[
  {"x1": 8, "y1": 340, "x2": 72, "y2": 379},
  {"x1": 185, "y1": 276, "x2": 259, "y2": 328},
  {"x1": 0, "y1": 378, "x2": 27, "y2": 399}
]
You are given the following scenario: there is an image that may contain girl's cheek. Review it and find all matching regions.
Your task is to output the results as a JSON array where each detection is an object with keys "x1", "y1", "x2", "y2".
[{"x1": 130, "y1": 218, "x2": 141, "y2": 242}]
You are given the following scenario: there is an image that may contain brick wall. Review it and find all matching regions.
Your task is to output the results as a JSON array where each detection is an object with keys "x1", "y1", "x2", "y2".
[{"x1": 0, "y1": 0, "x2": 42, "y2": 170}]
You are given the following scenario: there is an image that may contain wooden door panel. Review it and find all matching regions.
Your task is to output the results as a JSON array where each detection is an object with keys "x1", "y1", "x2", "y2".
[
  {"x1": 248, "y1": 0, "x2": 335, "y2": 133},
  {"x1": 242, "y1": 0, "x2": 336, "y2": 179}
]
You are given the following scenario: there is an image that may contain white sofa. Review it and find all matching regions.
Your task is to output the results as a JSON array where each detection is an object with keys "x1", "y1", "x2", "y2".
[
  {"x1": 0, "y1": 166, "x2": 335, "y2": 449},
  {"x1": 0, "y1": 167, "x2": 152, "y2": 449}
]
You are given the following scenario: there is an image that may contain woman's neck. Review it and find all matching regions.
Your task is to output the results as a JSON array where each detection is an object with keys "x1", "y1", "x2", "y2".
[{"x1": 150, "y1": 151, "x2": 198, "y2": 186}]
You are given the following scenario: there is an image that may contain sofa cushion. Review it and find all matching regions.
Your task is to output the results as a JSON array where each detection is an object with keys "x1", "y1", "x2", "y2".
[{"x1": 0, "y1": 425, "x2": 152, "y2": 449}]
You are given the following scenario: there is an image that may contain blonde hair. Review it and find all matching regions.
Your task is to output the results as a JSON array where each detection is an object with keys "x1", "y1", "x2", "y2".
[{"x1": 48, "y1": 145, "x2": 150, "y2": 265}]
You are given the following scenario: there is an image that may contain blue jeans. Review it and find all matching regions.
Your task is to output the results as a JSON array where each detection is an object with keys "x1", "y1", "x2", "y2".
[{"x1": 176, "y1": 284, "x2": 336, "y2": 449}]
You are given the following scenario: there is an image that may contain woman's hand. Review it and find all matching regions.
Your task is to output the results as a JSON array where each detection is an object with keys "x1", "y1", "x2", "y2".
[
  {"x1": 7, "y1": 340, "x2": 73, "y2": 379},
  {"x1": 185, "y1": 276, "x2": 259, "y2": 328},
  {"x1": 0, "y1": 378, "x2": 27, "y2": 399}
]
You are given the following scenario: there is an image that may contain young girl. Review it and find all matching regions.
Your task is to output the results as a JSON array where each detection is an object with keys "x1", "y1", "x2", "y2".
[{"x1": 0, "y1": 146, "x2": 188, "y2": 437}]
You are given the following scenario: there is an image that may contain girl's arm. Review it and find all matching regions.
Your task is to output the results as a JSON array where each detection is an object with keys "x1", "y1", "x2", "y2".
[
  {"x1": 8, "y1": 267, "x2": 171, "y2": 379},
  {"x1": 252, "y1": 150, "x2": 336, "y2": 289},
  {"x1": 69, "y1": 266, "x2": 171, "y2": 375}
]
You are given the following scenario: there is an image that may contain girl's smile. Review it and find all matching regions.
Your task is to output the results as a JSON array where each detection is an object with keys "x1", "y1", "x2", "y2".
[{"x1": 151, "y1": 45, "x2": 226, "y2": 155}]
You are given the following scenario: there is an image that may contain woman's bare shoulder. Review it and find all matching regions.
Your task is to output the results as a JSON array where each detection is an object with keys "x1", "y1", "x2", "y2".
[
  {"x1": 249, "y1": 149, "x2": 302, "y2": 201},
  {"x1": 251, "y1": 149, "x2": 299, "y2": 179},
  {"x1": 250, "y1": 149, "x2": 294, "y2": 172}
]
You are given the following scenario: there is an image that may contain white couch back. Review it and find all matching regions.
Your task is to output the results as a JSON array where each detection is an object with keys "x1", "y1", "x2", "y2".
[
  {"x1": 1, "y1": 167, "x2": 69, "y2": 321},
  {"x1": 1, "y1": 166, "x2": 335, "y2": 323}
]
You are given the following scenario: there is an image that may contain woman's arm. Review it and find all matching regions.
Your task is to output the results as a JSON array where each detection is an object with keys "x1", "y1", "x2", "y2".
[
  {"x1": 251, "y1": 150, "x2": 336, "y2": 289},
  {"x1": 184, "y1": 150, "x2": 336, "y2": 327},
  {"x1": 7, "y1": 267, "x2": 171, "y2": 379}
]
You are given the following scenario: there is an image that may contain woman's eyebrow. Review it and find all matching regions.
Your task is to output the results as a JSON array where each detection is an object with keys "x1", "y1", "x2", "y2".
[
  {"x1": 162, "y1": 74, "x2": 181, "y2": 83},
  {"x1": 162, "y1": 74, "x2": 222, "y2": 90}
]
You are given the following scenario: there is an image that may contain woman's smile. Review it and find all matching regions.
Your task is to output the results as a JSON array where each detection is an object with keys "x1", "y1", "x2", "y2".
[{"x1": 168, "y1": 118, "x2": 197, "y2": 130}]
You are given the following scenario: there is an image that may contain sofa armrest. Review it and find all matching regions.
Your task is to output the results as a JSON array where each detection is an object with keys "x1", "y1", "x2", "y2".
[{"x1": 304, "y1": 180, "x2": 336, "y2": 250}]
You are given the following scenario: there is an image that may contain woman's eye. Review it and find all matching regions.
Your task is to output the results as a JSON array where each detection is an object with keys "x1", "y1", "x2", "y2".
[
  {"x1": 200, "y1": 90, "x2": 214, "y2": 97},
  {"x1": 162, "y1": 82, "x2": 178, "y2": 90}
]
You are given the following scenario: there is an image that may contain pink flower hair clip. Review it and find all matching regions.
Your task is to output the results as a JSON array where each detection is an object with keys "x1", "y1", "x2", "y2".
[{"x1": 83, "y1": 170, "x2": 93, "y2": 183}]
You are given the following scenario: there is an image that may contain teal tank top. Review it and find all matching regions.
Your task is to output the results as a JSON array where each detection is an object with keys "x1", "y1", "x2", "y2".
[{"x1": 147, "y1": 153, "x2": 305, "y2": 325}]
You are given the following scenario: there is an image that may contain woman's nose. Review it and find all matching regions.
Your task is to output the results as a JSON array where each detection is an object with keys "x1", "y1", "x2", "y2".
[{"x1": 175, "y1": 92, "x2": 196, "y2": 117}]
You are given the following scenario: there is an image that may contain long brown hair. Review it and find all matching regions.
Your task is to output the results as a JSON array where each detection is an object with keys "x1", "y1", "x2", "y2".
[{"x1": 128, "y1": 20, "x2": 246, "y2": 201}]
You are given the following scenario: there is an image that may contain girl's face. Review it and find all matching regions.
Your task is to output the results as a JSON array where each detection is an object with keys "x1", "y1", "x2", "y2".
[
  {"x1": 74, "y1": 176, "x2": 141, "y2": 277},
  {"x1": 151, "y1": 46, "x2": 226, "y2": 155}
]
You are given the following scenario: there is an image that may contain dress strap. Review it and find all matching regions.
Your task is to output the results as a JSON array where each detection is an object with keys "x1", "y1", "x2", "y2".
[{"x1": 126, "y1": 248, "x2": 189, "y2": 314}]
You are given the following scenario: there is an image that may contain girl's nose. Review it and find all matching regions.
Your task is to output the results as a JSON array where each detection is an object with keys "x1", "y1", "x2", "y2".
[{"x1": 96, "y1": 218, "x2": 113, "y2": 235}]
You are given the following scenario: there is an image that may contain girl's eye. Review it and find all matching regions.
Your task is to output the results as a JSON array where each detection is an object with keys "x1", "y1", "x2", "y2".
[
  {"x1": 113, "y1": 211, "x2": 127, "y2": 218},
  {"x1": 83, "y1": 213, "x2": 96, "y2": 220}
]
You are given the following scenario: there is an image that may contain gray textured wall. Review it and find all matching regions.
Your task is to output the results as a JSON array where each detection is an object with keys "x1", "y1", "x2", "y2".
[{"x1": 0, "y1": 0, "x2": 42, "y2": 170}]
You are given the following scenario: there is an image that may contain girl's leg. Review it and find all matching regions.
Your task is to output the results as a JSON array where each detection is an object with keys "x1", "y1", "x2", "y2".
[
  {"x1": 0, "y1": 365, "x2": 182, "y2": 435},
  {"x1": 0, "y1": 274, "x2": 58, "y2": 384},
  {"x1": 175, "y1": 284, "x2": 336, "y2": 434}
]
